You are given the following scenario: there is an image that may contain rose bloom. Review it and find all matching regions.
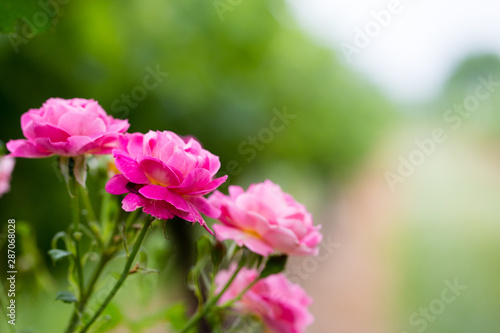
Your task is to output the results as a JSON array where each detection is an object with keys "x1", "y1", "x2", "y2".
[
  {"x1": 105, "y1": 131, "x2": 227, "y2": 232},
  {"x1": 209, "y1": 180, "x2": 322, "y2": 256},
  {"x1": 0, "y1": 156, "x2": 15, "y2": 197},
  {"x1": 216, "y1": 266, "x2": 314, "y2": 333},
  {"x1": 7, "y1": 98, "x2": 129, "y2": 158}
]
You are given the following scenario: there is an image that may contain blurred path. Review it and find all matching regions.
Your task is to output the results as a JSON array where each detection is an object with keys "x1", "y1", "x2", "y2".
[
  {"x1": 300, "y1": 128, "x2": 500, "y2": 333},
  {"x1": 296, "y1": 140, "x2": 401, "y2": 333}
]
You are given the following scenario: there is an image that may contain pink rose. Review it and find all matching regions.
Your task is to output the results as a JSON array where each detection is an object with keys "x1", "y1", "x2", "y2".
[
  {"x1": 216, "y1": 266, "x2": 314, "y2": 333},
  {"x1": 0, "y1": 156, "x2": 15, "y2": 197},
  {"x1": 209, "y1": 180, "x2": 322, "y2": 256},
  {"x1": 6, "y1": 98, "x2": 129, "y2": 158},
  {"x1": 105, "y1": 131, "x2": 227, "y2": 232}
]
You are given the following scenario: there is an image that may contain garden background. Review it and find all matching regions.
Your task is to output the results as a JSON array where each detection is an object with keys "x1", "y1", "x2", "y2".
[{"x1": 1, "y1": 0, "x2": 500, "y2": 332}]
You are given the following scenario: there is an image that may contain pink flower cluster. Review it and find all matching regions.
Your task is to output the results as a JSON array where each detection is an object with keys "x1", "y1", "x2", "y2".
[
  {"x1": 210, "y1": 180, "x2": 322, "y2": 256},
  {"x1": 105, "y1": 131, "x2": 227, "y2": 232},
  {"x1": 7, "y1": 98, "x2": 129, "y2": 158},
  {"x1": 6, "y1": 99, "x2": 323, "y2": 252},
  {"x1": 5, "y1": 97, "x2": 322, "y2": 332},
  {"x1": 216, "y1": 266, "x2": 314, "y2": 333},
  {"x1": 5, "y1": 98, "x2": 323, "y2": 253}
]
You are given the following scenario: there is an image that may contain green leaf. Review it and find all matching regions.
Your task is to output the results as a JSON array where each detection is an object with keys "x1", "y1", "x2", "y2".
[
  {"x1": 55, "y1": 291, "x2": 77, "y2": 304},
  {"x1": 196, "y1": 235, "x2": 212, "y2": 260},
  {"x1": 259, "y1": 255, "x2": 288, "y2": 279},
  {"x1": 211, "y1": 241, "x2": 226, "y2": 269},
  {"x1": 88, "y1": 221, "x2": 102, "y2": 237},
  {"x1": 48, "y1": 249, "x2": 72, "y2": 263},
  {"x1": 189, "y1": 235, "x2": 212, "y2": 280},
  {"x1": 51, "y1": 231, "x2": 72, "y2": 250},
  {"x1": 245, "y1": 250, "x2": 263, "y2": 269},
  {"x1": 187, "y1": 236, "x2": 213, "y2": 299}
]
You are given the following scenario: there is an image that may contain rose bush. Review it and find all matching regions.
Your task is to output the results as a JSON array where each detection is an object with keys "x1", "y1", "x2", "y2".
[{"x1": 4, "y1": 98, "x2": 321, "y2": 333}]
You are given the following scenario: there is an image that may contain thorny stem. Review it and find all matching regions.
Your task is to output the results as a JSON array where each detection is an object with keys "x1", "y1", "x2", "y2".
[{"x1": 79, "y1": 218, "x2": 153, "y2": 333}]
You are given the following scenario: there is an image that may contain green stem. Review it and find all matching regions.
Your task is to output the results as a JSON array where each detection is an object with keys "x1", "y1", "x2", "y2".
[
  {"x1": 79, "y1": 186, "x2": 103, "y2": 249},
  {"x1": 218, "y1": 278, "x2": 259, "y2": 311},
  {"x1": 65, "y1": 187, "x2": 118, "y2": 333},
  {"x1": 64, "y1": 179, "x2": 86, "y2": 333},
  {"x1": 72, "y1": 180, "x2": 85, "y2": 301},
  {"x1": 64, "y1": 252, "x2": 111, "y2": 333},
  {"x1": 79, "y1": 186, "x2": 97, "y2": 224},
  {"x1": 99, "y1": 190, "x2": 113, "y2": 244},
  {"x1": 121, "y1": 210, "x2": 142, "y2": 256},
  {"x1": 179, "y1": 264, "x2": 244, "y2": 333},
  {"x1": 79, "y1": 218, "x2": 153, "y2": 333}
]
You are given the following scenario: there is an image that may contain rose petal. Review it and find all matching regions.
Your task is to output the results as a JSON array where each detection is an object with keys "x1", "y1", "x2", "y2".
[
  {"x1": 122, "y1": 193, "x2": 146, "y2": 212},
  {"x1": 6, "y1": 139, "x2": 52, "y2": 158},
  {"x1": 142, "y1": 199, "x2": 175, "y2": 221},
  {"x1": 58, "y1": 110, "x2": 107, "y2": 136},
  {"x1": 67, "y1": 136, "x2": 95, "y2": 155},
  {"x1": 190, "y1": 175, "x2": 228, "y2": 196},
  {"x1": 228, "y1": 185, "x2": 244, "y2": 199},
  {"x1": 107, "y1": 117, "x2": 130, "y2": 133},
  {"x1": 167, "y1": 148, "x2": 198, "y2": 176},
  {"x1": 188, "y1": 196, "x2": 220, "y2": 218},
  {"x1": 114, "y1": 152, "x2": 148, "y2": 184},
  {"x1": 138, "y1": 184, "x2": 190, "y2": 212},
  {"x1": 175, "y1": 168, "x2": 211, "y2": 194},
  {"x1": 105, "y1": 174, "x2": 130, "y2": 195},
  {"x1": 33, "y1": 138, "x2": 71, "y2": 156},
  {"x1": 262, "y1": 226, "x2": 300, "y2": 255},
  {"x1": 213, "y1": 224, "x2": 274, "y2": 256},
  {"x1": 27, "y1": 123, "x2": 70, "y2": 142},
  {"x1": 138, "y1": 156, "x2": 181, "y2": 187},
  {"x1": 122, "y1": 133, "x2": 144, "y2": 158}
]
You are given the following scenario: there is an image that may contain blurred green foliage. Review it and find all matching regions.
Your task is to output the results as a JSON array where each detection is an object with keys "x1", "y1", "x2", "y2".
[{"x1": 0, "y1": 0, "x2": 394, "y2": 251}]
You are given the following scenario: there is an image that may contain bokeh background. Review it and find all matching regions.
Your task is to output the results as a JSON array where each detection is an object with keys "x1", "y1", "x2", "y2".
[{"x1": 1, "y1": 0, "x2": 500, "y2": 332}]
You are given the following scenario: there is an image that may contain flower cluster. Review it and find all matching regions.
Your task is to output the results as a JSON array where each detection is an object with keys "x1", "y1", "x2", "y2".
[{"x1": 5, "y1": 97, "x2": 323, "y2": 333}]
